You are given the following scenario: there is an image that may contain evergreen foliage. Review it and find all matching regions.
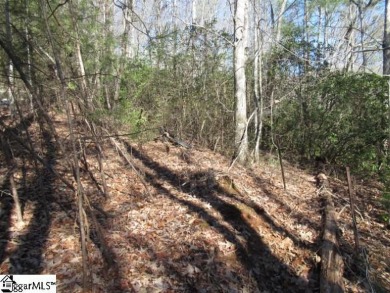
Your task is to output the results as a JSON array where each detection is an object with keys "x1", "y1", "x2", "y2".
[{"x1": 274, "y1": 72, "x2": 388, "y2": 174}]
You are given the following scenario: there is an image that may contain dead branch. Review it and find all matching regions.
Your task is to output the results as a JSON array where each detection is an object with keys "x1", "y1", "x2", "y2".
[
  {"x1": 109, "y1": 136, "x2": 151, "y2": 197},
  {"x1": 84, "y1": 119, "x2": 109, "y2": 197}
]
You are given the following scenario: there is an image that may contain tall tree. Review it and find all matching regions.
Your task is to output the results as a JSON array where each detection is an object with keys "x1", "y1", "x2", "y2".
[
  {"x1": 68, "y1": 0, "x2": 90, "y2": 109},
  {"x1": 233, "y1": 0, "x2": 249, "y2": 164},
  {"x1": 384, "y1": 0, "x2": 390, "y2": 74},
  {"x1": 113, "y1": 0, "x2": 134, "y2": 102},
  {"x1": 253, "y1": 0, "x2": 264, "y2": 163},
  {"x1": 4, "y1": 0, "x2": 14, "y2": 111}
]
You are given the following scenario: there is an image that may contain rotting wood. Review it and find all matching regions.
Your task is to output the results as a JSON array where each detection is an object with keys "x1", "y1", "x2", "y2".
[{"x1": 317, "y1": 175, "x2": 345, "y2": 293}]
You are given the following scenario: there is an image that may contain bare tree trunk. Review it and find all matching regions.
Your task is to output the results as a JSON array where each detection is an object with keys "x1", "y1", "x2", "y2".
[
  {"x1": 5, "y1": 0, "x2": 15, "y2": 115},
  {"x1": 345, "y1": 2, "x2": 357, "y2": 72},
  {"x1": 352, "y1": 1, "x2": 367, "y2": 71},
  {"x1": 24, "y1": 0, "x2": 34, "y2": 111},
  {"x1": 68, "y1": 0, "x2": 91, "y2": 110},
  {"x1": 358, "y1": 6, "x2": 366, "y2": 70},
  {"x1": 253, "y1": 1, "x2": 263, "y2": 163},
  {"x1": 304, "y1": 0, "x2": 310, "y2": 72},
  {"x1": 266, "y1": 0, "x2": 289, "y2": 159},
  {"x1": 384, "y1": 0, "x2": 390, "y2": 74},
  {"x1": 233, "y1": 0, "x2": 249, "y2": 165},
  {"x1": 102, "y1": 0, "x2": 113, "y2": 109},
  {"x1": 323, "y1": 7, "x2": 328, "y2": 51},
  {"x1": 9, "y1": 171, "x2": 23, "y2": 224},
  {"x1": 275, "y1": 0, "x2": 287, "y2": 43},
  {"x1": 113, "y1": 0, "x2": 133, "y2": 103},
  {"x1": 192, "y1": 0, "x2": 197, "y2": 25},
  {"x1": 316, "y1": 6, "x2": 322, "y2": 72},
  {"x1": 351, "y1": 0, "x2": 376, "y2": 71}
]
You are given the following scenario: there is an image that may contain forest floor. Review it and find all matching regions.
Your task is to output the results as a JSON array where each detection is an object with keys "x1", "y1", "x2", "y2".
[{"x1": 0, "y1": 112, "x2": 389, "y2": 293}]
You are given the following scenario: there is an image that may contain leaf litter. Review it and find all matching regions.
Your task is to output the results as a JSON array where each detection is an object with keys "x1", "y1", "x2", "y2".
[{"x1": 0, "y1": 115, "x2": 389, "y2": 292}]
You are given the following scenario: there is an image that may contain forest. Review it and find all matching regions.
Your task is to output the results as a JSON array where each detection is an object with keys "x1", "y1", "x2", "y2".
[{"x1": 0, "y1": 0, "x2": 389, "y2": 292}]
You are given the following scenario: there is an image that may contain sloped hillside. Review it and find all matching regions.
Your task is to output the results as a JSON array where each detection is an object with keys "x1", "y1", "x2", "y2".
[{"x1": 0, "y1": 114, "x2": 389, "y2": 292}]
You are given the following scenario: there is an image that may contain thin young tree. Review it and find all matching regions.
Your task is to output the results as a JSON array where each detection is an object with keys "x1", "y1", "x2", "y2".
[{"x1": 253, "y1": 0, "x2": 263, "y2": 163}]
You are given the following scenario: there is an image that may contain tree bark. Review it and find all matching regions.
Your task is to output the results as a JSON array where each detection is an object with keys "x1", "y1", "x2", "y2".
[
  {"x1": 384, "y1": 0, "x2": 390, "y2": 74},
  {"x1": 233, "y1": 0, "x2": 249, "y2": 165},
  {"x1": 113, "y1": 0, "x2": 133, "y2": 102},
  {"x1": 275, "y1": 0, "x2": 287, "y2": 43},
  {"x1": 304, "y1": 0, "x2": 310, "y2": 72},
  {"x1": 345, "y1": 3, "x2": 357, "y2": 72},
  {"x1": 318, "y1": 176, "x2": 345, "y2": 293},
  {"x1": 253, "y1": 0, "x2": 263, "y2": 163},
  {"x1": 68, "y1": 0, "x2": 91, "y2": 110},
  {"x1": 5, "y1": 0, "x2": 15, "y2": 114}
]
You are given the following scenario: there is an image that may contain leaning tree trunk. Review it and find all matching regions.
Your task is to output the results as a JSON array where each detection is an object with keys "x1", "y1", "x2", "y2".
[{"x1": 233, "y1": 0, "x2": 249, "y2": 165}]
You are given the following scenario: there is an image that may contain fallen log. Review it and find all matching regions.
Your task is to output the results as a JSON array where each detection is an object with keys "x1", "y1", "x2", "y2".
[{"x1": 317, "y1": 174, "x2": 345, "y2": 293}]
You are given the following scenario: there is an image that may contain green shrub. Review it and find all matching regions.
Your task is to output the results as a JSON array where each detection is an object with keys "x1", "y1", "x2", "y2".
[{"x1": 274, "y1": 72, "x2": 388, "y2": 175}]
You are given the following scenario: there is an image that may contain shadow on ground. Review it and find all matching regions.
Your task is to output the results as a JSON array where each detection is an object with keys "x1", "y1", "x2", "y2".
[
  {"x1": 122, "y1": 141, "x2": 316, "y2": 292},
  {"x1": 0, "y1": 117, "x2": 127, "y2": 291}
]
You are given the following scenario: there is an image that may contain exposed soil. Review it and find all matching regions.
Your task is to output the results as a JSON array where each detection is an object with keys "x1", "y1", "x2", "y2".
[{"x1": 0, "y1": 113, "x2": 389, "y2": 292}]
